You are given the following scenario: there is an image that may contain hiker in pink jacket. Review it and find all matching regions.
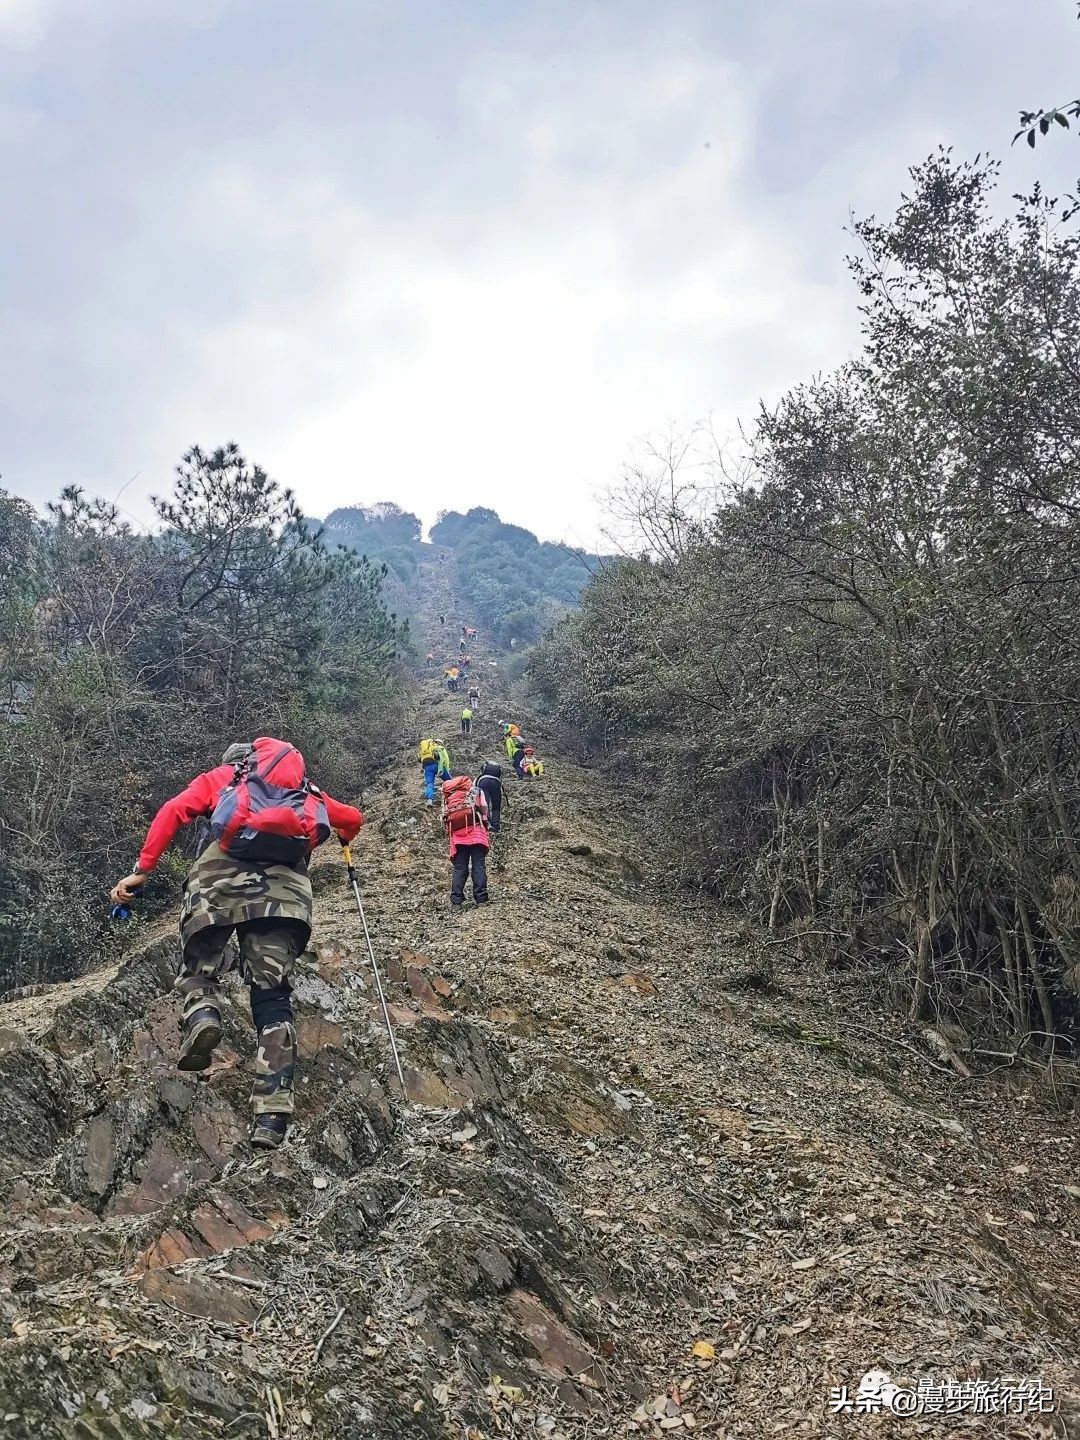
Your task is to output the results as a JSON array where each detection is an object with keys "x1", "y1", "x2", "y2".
[{"x1": 440, "y1": 775, "x2": 490, "y2": 906}]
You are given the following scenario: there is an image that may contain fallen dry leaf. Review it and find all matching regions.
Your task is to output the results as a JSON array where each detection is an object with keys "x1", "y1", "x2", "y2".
[
  {"x1": 690, "y1": 1340, "x2": 715, "y2": 1360},
  {"x1": 792, "y1": 1257, "x2": 817, "y2": 1271}
]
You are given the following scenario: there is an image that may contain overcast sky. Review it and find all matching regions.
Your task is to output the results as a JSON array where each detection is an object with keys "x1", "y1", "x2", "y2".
[{"x1": 3, "y1": 0, "x2": 1080, "y2": 545}]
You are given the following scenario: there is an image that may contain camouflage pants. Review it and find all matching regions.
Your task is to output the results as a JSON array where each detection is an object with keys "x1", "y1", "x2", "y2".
[
  {"x1": 175, "y1": 918, "x2": 306, "y2": 1116},
  {"x1": 179, "y1": 842, "x2": 313, "y2": 955}
]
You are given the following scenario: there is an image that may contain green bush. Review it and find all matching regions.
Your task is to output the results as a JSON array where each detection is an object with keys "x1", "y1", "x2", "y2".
[{"x1": 0, "y1": 449, "x2": 408, "y2": 991}]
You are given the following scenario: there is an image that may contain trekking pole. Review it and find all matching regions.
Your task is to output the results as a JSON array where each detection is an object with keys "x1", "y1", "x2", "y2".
[{"x1": 340, "y1": 843, "x2": 407, "y2": 1097}]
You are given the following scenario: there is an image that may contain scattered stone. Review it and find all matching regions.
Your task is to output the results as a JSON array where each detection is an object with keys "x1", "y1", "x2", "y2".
[
  {"x1": 80, "y1": 1115, "x2": 115, "y2": 1197},
  {"x1": 504, "y1": 1289, "x2": 599, "y2": 1384},
  {"x1": 141, "y1": 1269, "x2": 259, "y2": 1327}
]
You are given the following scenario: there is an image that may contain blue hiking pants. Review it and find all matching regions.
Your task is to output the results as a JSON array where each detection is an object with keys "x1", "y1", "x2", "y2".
[{"x1": 422, "y1": 760, "x2": 437, "y2": 801}]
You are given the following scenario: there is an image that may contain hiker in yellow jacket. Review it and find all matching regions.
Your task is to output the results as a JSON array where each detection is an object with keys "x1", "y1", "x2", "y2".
[
  {"x1": 418, "y1": 738, "x2": 438, "y2": 804},
  {"x1": 418, "y1": 738, "x2": 452, "y2": 804}
]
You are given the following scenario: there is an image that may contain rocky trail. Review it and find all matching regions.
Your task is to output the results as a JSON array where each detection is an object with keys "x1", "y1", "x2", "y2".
[{"x1": 1, "y1": 561, "x2": 1078, "y2": 1439}]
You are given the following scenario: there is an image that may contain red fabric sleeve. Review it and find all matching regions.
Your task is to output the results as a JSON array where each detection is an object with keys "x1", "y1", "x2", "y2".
[
  {"x1": 323, "y1": 792, "x2": 363, "y2": 843},
  {"x1": 136, "y1": 764, "x2": 234, "y2": 873}
]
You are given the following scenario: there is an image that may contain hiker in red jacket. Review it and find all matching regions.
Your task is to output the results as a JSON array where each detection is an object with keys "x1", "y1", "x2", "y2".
[
  {"x1": 110, "y1": 738, "x2": 363, "y2": 1150},
  {"x1": 440, "y1": 775, "x2": 490, "y2": 906}
]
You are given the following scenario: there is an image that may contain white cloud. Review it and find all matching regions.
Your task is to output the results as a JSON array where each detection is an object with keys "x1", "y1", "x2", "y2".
[
  {"x1": 0, "y1": 0, "x2": 53, "y2": 46},
  {"x1": 91, "y1": 42, "x2": 855, "y2": 546},
  {"x1": 5, "y1": 0, "x2": 1080, "y2": 547}
]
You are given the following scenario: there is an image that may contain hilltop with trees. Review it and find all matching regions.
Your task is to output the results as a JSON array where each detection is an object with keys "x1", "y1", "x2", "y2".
[{"x1": 320, "y1": 502, "x2": 601, "y2": 646}]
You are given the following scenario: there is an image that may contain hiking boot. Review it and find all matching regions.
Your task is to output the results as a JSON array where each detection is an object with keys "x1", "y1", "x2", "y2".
[
  {"x1": 177, "y1": 1006, "x2": 223, "y2": 1072},
  {"x1": 251, "y1": 1114, "x2": 288, "y2": 1150}
]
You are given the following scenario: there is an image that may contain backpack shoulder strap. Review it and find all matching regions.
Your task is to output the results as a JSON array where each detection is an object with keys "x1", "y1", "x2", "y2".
[{"x1": 224, "y1": 753, "x2": 251, "y2": 792}]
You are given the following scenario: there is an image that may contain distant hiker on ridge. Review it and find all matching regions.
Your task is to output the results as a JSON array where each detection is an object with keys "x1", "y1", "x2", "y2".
[
  {"x1": 461, "y1": 705, "x2": 473, "y2": 736},
  {"x1": 110, "y1": 738, "x2": 363, "y2": 1150}
]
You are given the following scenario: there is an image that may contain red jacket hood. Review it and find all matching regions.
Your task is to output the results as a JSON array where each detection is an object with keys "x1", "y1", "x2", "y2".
[{"x1": 250, "y1": 737, "x2": 307, "y2": 786}]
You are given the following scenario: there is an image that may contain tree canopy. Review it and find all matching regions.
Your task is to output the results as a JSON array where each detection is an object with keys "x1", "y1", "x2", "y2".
[
  {"x1": 531, "y1": 152, "x2": 1080, "y2": 1052},
  {"x1": 0, "y1": 447, "x2": 407, "y2": 990},
  {"x1": 320, "y1": 501, "x2": 601, "y2": 645}
]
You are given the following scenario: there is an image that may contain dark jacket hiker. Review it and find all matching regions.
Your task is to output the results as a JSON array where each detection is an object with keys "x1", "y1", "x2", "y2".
[{"x1": 476, "y1": 761, "x2": 511, "y2": 835}]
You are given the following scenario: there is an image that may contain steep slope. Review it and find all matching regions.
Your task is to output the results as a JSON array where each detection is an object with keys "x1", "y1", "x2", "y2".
[{"x1": 0, "y1": 581, "x2": 1078, "y2": 1439}]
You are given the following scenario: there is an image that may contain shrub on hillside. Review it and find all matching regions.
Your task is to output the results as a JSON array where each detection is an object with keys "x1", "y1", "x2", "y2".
[{"x1": 531, "y1": 154, "x2": 1080, "y2": 1052}]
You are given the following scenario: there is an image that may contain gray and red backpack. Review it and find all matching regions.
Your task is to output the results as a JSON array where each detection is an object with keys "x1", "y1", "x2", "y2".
[{"x1": 211, "y1": 737, "x2": 330, "y2": 864}]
